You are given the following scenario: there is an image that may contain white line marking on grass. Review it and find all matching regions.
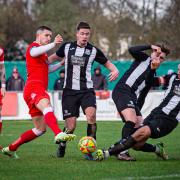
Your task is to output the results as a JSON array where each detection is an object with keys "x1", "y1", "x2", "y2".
[
  {"x1": 126, "y1": 174, "x2": 180, "y2": 179},
  {"x1": 0, "y1": 134, "x2": 14, "y2": 136}
]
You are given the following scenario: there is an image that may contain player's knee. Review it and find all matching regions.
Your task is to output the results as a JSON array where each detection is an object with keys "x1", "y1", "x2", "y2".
[
  {"x1": 133, "y1": 126, "x2": 150, "y2": 141},
  {"x1": 141, "y1": 126, "x2": 151, "y2": 138},
  {"x1": 86, "y1": 114, "x2": 96, "y2": 123},
  {"x1": 32, "y1": 128, "x2": 46, "y2": 136}
]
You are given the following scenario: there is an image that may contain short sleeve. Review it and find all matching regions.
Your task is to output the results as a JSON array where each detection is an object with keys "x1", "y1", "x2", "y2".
[
  {"x1": 94, "y1": 48, "x2": 108, "y2": 64},
  {"x1": 56, "y1": 43, "x2": 66, "y2": 58}
]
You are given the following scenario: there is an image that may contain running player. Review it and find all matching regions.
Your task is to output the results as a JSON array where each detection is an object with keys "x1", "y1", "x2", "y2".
[{"x1": 1, "y1": 26, "x2": 75, "y2": 159}]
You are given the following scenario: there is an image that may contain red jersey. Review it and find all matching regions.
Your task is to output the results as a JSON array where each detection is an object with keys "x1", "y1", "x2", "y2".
[
  {"x1": 0, "y1": 47, "x2": 4, "y2": 64},
  {"x1": 26, "y1": 42, "x2": 48, "y2": 89}
]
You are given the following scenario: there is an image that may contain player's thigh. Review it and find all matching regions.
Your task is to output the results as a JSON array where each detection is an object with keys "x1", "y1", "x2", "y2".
[
  {"x1": 144, "y1": 112, "x2": 178, "y2": 138},
  {"x1": 62, "y1": 93, "x2": 80, "y2": 119},
  {"x1": 36, "y1": 98, "x2": 51, "y2": 112},
  {"x1": 32, "y1": 116, "x2": 46, "y2": 131},
  {"x1": 84, "y1": 107, "x2": 96, "y2": 123},
  {"x1": 81, "y1": 91, "x2": 96, "y2": 112},
  {"x1": 121, "y1": 108, "x2": 138, "y2": 123}
]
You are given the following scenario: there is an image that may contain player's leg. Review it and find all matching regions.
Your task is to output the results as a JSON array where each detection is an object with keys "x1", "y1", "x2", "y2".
[
  {"x1": 57, "y1": 92, "x2": 79, "y2": 158},
  {"x1": 0, "y1": 106, "x2": 2, "y2": 134},
  {"x1": 85, "y1": 107, "x2": 96, "y2": 139},
  {"x1": 80, "y1": 92, "x2": 97, "y2": 160},
  {"x1": 81, "y1": 91, "x2": 97, "y2": 140},
  {"x1": 112, "y1": 89, "x2": 137, "y2": 160},
  {"x1": 57, "y1": 117, "x2": 77, "y2": 158},
  {"x1": 117, "y1": 108, "x2": 137, "y2": 160},
  {"x1": 1, "y1": 116, "x2": 45, "y2": 159},
  {"x1": 95, "y1": 125, "x2": 151, "y2": 161},
  {"x1": 36, "y1": 98, "x2": 75, "y2": 143}
]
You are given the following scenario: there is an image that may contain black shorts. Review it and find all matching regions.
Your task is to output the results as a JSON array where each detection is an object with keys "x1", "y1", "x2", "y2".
[
  {"x1": 143, "y1": 109, "x2": 178, "y2": 139},
  {"x1": 112, "y1": 84, "x2": 141, "y2": 121},
  {"x1": 62, "y1": 89, "x2": 96, "y2": 119}
]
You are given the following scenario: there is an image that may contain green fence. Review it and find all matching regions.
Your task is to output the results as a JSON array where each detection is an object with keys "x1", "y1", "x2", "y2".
[{"x1": 5, "y1": 60, "x2": 180, "y2": 90}]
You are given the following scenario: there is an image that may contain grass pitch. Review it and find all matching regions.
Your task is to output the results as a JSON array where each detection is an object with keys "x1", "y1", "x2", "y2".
[{"x1": 0, "y1": 120, "x2": 180, "y2": 180}]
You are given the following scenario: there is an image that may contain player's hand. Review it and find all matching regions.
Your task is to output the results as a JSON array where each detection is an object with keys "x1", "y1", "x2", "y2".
[
  {"x1": 54, "y1": 34, "x2": 63, "y2": 45},
  {"x1": 60, "y1": 59, "x2": 65, "y2": 66},
  {"x1": 151, "y1": 45, "x2": 161, "y2": 54},
  {"x1": 108, "y1": 69, "x2": 119, "y2": 82},
  {"x1": 151, "y1": 58, "x2": 161, "y2": 69},
  {"x1": 1, "y1": 87, "x2": 5, "y2": 97}
]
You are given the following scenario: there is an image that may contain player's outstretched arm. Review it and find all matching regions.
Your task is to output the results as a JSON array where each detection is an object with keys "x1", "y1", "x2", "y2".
[
  {"x1": 48, "y1": 60, "x2": 65, "y2": 73},
  {"x1": 30, "y1": 34, "x2": 63, "y2": 58},
  {"x1": 104, "y1": 60, "x2": 119, "y2": 82}
]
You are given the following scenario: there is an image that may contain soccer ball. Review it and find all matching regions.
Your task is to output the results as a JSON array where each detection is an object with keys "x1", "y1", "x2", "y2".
[{"x1": 78, "y1": 136, "x2": 97, "y2": 154}]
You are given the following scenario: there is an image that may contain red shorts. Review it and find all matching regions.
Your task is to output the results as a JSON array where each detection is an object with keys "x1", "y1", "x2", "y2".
[
  {"x1": 23, "y1": 82, "x2": 50, "y2": 117},
  {"x1": 0, "y1": 92, "x2": 2, "y2": 106}
]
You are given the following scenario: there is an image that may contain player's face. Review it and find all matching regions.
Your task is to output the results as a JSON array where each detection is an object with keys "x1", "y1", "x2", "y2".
[
  {"x1": 151, "y1": 51, "x2": 166, "y2": 69},
  {"x1": 178, "y1": 64, "x2": 180, "y2": 79},
  {"x1": 76, "y1": 28, "x2": 90, "y2": 47},
  {"x1": 39, "y1": 30, "x2": 52, "y2": 45}
]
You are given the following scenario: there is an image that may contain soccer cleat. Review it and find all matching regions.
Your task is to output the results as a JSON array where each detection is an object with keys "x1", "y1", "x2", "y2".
[
  {"x1": 57, "y1": 142, "x2": 66, "y2": 158},
  {"x1": 84, "y1": 153, "x2": 94, "y2": 161},
  {"x1": 117, "y1": 152, "x2": 136, "y2": 161},
  {"x1": 155, "y1": 142, "x2": 168, "y2": 160},
  {"x1": 1, "y1": 147, "x2": 19, "y2": 159},
  {"x1": 95, "y1": 149, "x2": 105, "y2": 161},
  {"x1": 54, "y1": 132, "x2": 76, "y2": 144}
]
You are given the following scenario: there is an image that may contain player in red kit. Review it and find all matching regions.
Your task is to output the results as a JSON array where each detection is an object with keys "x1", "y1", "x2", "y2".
[
  {"x1": 1, "y1": 26, "x2": 75, "y2": 159},
  {"x1": 0, "y1": 47, "x2": 6, "y2": 134}
]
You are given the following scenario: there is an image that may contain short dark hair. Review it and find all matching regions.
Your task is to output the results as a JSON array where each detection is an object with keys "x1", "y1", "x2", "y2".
[
  {"x1": 76, "y1": 21, "x2": 91, "y2": 31},
  {"x1": 155, "y1": 43, "x2": 170, "y2": 56},
  {"x1": 36, "y1": 26, "x2": 52, "y2": 34}
]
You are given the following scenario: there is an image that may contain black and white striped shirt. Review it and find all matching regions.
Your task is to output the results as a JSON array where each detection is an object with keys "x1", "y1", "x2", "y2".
[
  {"x1": 56, "y1": 41, "x2": 108, "y2": 90},
  {"x1": 159, "y1": 74, "x2": 180, "y2": 122},
  {"x1": 117, "y1": 45, "x2": 155, "y2": 97}
]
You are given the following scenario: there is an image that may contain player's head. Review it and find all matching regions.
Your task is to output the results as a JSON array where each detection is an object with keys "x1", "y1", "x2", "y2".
[
  {"x1": 151, "y1": 43, "x2": 170, "y2": 69},
  {"x1": 35, "y1": 26, "x2": 53, "y2": 45},
  {"x1": 76, "y1": 21, "x2": 91, "y2": 47}
]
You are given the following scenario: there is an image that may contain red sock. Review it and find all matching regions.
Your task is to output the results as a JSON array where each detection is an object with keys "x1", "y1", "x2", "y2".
[
  {"x1": 9, "y1": 129, "x2": 38, "y2": 151},
  {"x1": 0, "y1": 122, "x2": 2, "y2": 134},
  {"x1": 44, "y1": 112, "x2": 62, "y2": 135}
]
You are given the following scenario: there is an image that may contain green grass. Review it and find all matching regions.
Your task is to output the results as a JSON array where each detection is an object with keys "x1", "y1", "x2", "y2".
[{"x1": 0, "y1": 121, "x2": 180, "y2": 180}]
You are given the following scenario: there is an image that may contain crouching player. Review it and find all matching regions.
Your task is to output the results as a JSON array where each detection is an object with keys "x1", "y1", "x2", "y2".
[
  {"x1": 96, "y1": 64, "x2": 180, "y2": 161},
  {"x1": 1, "y1": 26, "x2": 75, "y2": 159}
]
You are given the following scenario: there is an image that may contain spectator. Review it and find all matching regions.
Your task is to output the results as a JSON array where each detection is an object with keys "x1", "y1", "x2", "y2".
[
  {"x1": 53, "y1": 69, "x2": 65, "y2": 90},
  {"x1": 92, "y1": 66, "x2": 107, "y2": 90},
  {"x1": 6, "y1": 67, "x2": 25, "y2": 91}
]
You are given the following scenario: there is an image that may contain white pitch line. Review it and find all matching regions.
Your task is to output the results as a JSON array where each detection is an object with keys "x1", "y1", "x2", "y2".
[
  {"x1": 0, "y1": 134, "x2": 14, "y2": 136},
  {"x1": 125, "y1": 174, "x2": 180, "y2": 180}
]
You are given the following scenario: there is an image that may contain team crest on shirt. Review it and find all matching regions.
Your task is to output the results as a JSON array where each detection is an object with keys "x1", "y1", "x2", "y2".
[
  {"x1": 31, "y1": 93, "x2": 37, "y2": 100},
  {"x1": 85, "y1": 49, "x2": 91, "y2": 55}
]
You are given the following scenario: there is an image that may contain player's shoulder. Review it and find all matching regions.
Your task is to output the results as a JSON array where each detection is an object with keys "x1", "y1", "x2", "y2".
[{"x1": 28, "y1": 42, "x2": 40, "y2": 48}]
